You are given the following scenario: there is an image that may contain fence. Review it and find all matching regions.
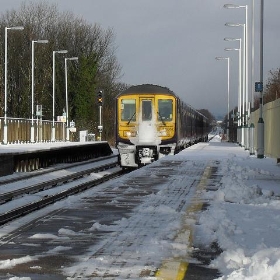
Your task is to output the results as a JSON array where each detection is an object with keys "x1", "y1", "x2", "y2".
[
  {"x1": 250, "y1": 98, "x2": 280, "y2": 159},
  {"x1": 0, "y1": 117, "x2": 66, "y2": 143}
]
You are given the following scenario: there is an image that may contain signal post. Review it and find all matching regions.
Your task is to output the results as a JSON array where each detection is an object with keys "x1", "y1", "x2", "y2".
[{"x1": 97, "y1": 90, "x2": 103, "y2": 140}]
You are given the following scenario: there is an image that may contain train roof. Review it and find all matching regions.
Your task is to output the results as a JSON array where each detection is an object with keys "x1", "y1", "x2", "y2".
[
  {"x1": 117, "y1": 84, "x2": 208, "y2": 120},
  {"x1": 117, "y1": 84, "x2": 177, "y2": 97}
]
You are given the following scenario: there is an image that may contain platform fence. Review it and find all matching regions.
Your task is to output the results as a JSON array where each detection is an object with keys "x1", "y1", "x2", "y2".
[
  {"x1": 250, "y1": 98, "x2": 280, "y2": 160},
  {"x1": 0, "y1": 117, "x2": 67, "y2": 144}
]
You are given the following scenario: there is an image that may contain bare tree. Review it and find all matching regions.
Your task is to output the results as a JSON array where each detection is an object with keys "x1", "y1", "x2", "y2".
[
  {"x1": 264, "y1": 69, "x2": 280, "y2": 104},
  {"x1": 0, "y1": 1, "x2": 122, "y2": 140}
]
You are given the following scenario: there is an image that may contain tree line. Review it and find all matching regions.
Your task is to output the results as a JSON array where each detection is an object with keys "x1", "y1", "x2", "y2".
[{"x1": 0, "y1": 1, "x2": 129, "y2": 144}]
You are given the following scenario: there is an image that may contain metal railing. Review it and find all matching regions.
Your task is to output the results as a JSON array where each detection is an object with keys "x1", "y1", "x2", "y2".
[{"x1": 0, "y1": 117, "x2": 66, "y2": 144}]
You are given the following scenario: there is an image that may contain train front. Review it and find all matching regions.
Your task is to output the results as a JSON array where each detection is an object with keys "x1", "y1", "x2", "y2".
[{"x1": 116, "y1": 90, "x2": 177, "y2": 168}]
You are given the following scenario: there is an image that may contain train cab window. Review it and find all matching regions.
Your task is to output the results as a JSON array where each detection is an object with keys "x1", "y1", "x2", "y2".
[
  {"x1": 121, "y1": 99, "x2": 136, "y2": 122},
  {"x1": 142, "y1": 100, "x2": 152, "y2": 121},
  {"x1": 158, "y1": 99, "x2": 173, "y2": 121}
]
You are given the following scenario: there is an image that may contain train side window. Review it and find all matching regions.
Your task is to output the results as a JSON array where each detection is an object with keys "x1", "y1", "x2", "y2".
[
  {"x1": 158, "y1": 99, "x2": 173, "y2": 121},
  {"x1": 121, "y1": 99, "x2": 136, "y2": 121},
  {"x1": 142, "y1": 100, "x2": 152, "y2": 121}
]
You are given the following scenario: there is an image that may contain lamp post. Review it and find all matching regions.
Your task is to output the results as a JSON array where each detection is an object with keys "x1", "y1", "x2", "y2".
[
  {"x1": 224, "y1": 38, "x2": 242, "y2": 144},
  {"x1": 215, "y1": 56, "x2": 230, "y2": 141},
  {"x1": 251, "y1": 0, "x2": 255, "y2": 110},
  {"x1": 257, "y1": 0, "x2": 264, "y2": 158},
  {"x1": 249, "y1": 0, "x2": 256, "y2": 156},
  {"x1": 225, "y1": 22, "x2": 246, "y2": 147},
  {"x1": 52, "y1": 50, "x2": 68, "y2": 142},
  {"x1": 31, "y1": 39, "x2": 48, "y2": 143},
  {"x1": 65, "y1": 57, "x2": 78, "y2": 142},
  {"x1": 4, "y1": 26, "x2": 24, "y2": 145},
  {"x1": 224, "y1": 4, "x2": 249, "y2": 149}
]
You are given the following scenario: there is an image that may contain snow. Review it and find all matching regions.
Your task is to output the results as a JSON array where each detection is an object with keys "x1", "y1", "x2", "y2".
[
  {"x1": 0, "y1": 135, "x2": 280, "y2": 279},
  {"x1": 191, "y1": 136, "x2": 280, "y2": 280}
]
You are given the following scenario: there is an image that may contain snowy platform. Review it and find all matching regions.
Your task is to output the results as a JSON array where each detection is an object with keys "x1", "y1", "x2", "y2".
[
  {"x1": 0, "y1": 136, "x2": 280, "y2": 279},
  {"x1": 0, "y1": 141, "x2": 112, "y2": 176}
]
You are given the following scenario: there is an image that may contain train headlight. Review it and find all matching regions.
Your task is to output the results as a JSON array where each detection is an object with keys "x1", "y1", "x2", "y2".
[
  {"x1": 124, "y1": 131, "x2": 137, "y2": 137},
  {"x1": 159, "y1": 129, "x2": 167, "y2": 136}
]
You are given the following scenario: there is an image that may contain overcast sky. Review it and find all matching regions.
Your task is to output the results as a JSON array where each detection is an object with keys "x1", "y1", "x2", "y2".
[{"x1": 2, "y1": 0, "x2": 280, "y2": 118}]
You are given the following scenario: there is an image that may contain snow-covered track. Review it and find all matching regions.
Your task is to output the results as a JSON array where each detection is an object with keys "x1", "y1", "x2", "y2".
[{"x1": 0, "y1": 155, "x2": 123, "y2": 225}]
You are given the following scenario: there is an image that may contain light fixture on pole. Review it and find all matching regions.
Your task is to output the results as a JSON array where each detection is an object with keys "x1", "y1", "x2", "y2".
[
  {"x1": 215, "y1": 56, "x2": 230, "y2": 141},
  {"x1": 224, "y1": 40, "x2": 242, "y2": 144},
  {"x1": 65, "y1": 57, "x2": 78, "y2": 142},
  {"x1": 257, "y1": 0, "x2": 264, "y2": 158},
  {"x1": 251, "y1": 0, "x2": 255, "y2": 110},
  {"x1": 224, "y1": 4, "x2": 249, "y2": 150},
  {"x1": 52, "y1": 49, "x2": 68, "y2": 142},
  {"x1": 31, "y1": 39, "x2": 48, "y2": 143},
  {"x1": 3, "y1": 26, "x2": 24, "y2": 145},
  {"x1": 225, "y1": 22, "x2": 246, "y2": 148},
  {"x1": 249, "y1": 0, "x2": 256, "y2": 156}
]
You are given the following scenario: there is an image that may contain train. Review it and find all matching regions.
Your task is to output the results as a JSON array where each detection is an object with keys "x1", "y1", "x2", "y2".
[{"x1": 115, "y1": 84, "x2": 210, "y2": 168}]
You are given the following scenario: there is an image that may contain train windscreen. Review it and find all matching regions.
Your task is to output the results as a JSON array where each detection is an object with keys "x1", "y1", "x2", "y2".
[
  {"x1": 158, "y1": 99, "x2": 173, "y2": 121},
  {"x1": 142, "y1": 100, "x2": 152, "y2": 121},
  {"x1": 121, "y1": 99, "x2": 136, "y2": 121}
]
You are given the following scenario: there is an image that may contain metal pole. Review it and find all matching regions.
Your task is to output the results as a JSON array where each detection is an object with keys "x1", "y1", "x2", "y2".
[
  {"x1": 99, "y1": 105, "x2": 102, "y2": 141},
  {"x1": 257, "y1": 0, "x2": 264, "y2": 158},
  {"x1": 65, "y1": 57, "x2": 78, "y2": 141},
  {"x1": 224, "y1": 38, "x2": 242, "y2": 144},
  {"x1": 241, "y1": 24, "x2": 246, "y2": 147},
  {"x1": 249, "y1": 0, "x2": 255, "y2": 155},
  {"x1": 52, "y1": 51, "x2": 56, "y2": 141},
  {"x1": 31, "y1": 41, "x2": 35, "y2": 143},
  {"x1": 52, "y1": 50, "x2": 68, "y2": 142},
  {"x1": 237, "y1": 42, "x2": 242, "y2": 145},
  {"x1": 215, "y1": 57, "x2": 230, "y2": 139},
  {"x1": 4, "y1": 27, "x2": 8, "y2": 145},
  {"x1": 244, "y1": 5, "x2": 249, "y2": 150},
  {"x1": 227, "y1": 57, "x2": 230, "y2": 141},
  {"x1": 31, "y1": 40, "x2": 48, "y2": 143},
  {"x1": 65, "y1": 58, "x2": 69, "y2": 141},
  {"x1": 251, "y1": 0, "x2": 255, "y2": 109}
]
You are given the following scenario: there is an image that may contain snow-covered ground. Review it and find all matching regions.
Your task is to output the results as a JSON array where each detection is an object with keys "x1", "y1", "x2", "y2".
[
  {"x1": 192, "y1": 135, "x2": 280, "y2": 280},
  {"x1": 0, "y1": 135, "x2": 280, "y2": 280}
]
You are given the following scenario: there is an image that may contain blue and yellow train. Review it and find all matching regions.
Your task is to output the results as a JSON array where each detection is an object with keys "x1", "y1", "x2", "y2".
[{"x1": 115, "y1": 84, "x2": 209, "y2": 168}]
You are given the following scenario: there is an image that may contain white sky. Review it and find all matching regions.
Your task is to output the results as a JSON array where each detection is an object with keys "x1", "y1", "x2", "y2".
[
  {"x1": 1, "y1": 0, "x2": 280, "y2": 118},
  {"x1": 0, "y1": 135, "x2": 280, "y2": 279}
]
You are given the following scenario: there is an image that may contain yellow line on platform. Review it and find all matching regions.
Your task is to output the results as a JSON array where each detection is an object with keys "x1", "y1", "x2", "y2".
[{"x1": 155, "y1": 165, "x2": 212, "y2": 280}]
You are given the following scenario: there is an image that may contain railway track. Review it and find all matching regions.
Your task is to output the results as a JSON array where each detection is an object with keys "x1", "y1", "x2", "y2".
[{"x1": 0, "y1": 154, "x2": 123, "y2": 226}]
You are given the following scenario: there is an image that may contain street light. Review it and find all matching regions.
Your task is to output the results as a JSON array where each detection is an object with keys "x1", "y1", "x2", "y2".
[
  {"x1": 52, "y1": 49, "x2": 68, "y2": 141},
  {"x1": 224, "y1": 38, "x2": 242, "y2": 144},
  {"x1": 224, "y1": 4, "x2": 249, "y2": 150},
  {"x1": 215, "y1": 56, "x2": 230, "y2": 141},
  {"x1": 31, "y1": 39, "x2": 48, "y2": 143},
  {"x1": 4, "y1": 26, "x2": 24, "y2": 145},
  {"x1": 257, "y1": 0, "x2": 264, "y2": 158},
  {"x1": 251, "y1": 0, "x2": 255, "y2": 111},
  {"x1": 225, "y1": 22, "x2": 246, "y2": 148},
  {"x1": 65, "y1": 57, "x2": 78, "y2": 141},
  {"x1": 249, "y1": 0, "x2": 256, "y2": 156}
]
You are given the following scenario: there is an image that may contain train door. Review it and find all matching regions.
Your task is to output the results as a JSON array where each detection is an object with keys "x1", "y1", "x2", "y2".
[{"x1": 140, "y1": 98, "x2": 154, "y2": 121}]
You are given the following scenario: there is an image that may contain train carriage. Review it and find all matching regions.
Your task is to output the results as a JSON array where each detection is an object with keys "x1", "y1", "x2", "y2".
[{"x1": 115, "y1": 84, "x2": 209, "y2": 168}]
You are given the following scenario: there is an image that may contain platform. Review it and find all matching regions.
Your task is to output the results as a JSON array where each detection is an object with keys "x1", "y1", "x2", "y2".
[
  {"x1": 0, "y1": 139, "x2": 279, "y2": 279},
  {"x1": 0, "y1": 141, "x2": 113, "y2": 176}
]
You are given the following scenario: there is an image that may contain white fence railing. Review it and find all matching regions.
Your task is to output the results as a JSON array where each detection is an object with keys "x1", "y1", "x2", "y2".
[{"x1": 0, "y1": 117, "x2": 67, "y2": 144}]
